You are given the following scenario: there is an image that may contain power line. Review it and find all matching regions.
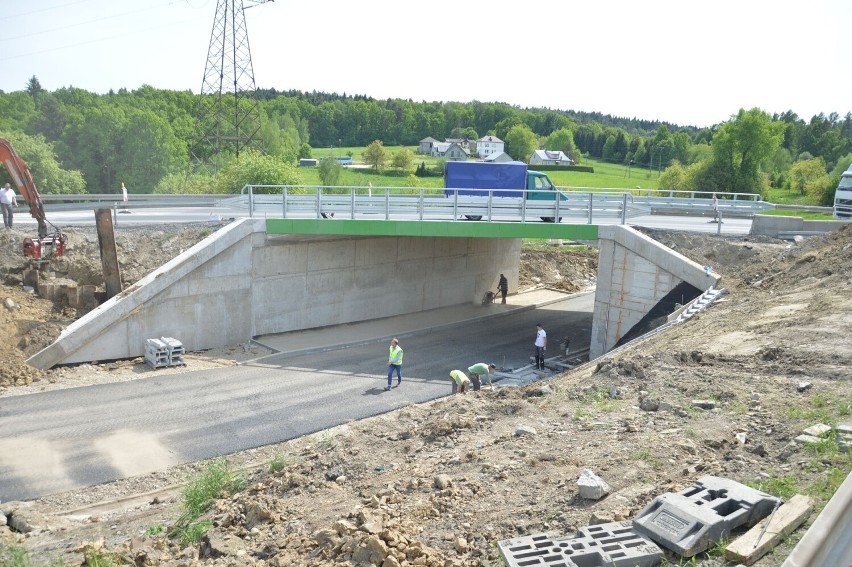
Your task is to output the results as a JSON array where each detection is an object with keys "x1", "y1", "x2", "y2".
[
  {"x1": 4, "y1": 0, "x2": 96, "y2": 20},
  {"x1": 0, "y1": 1, "x2": 180, "y2": 42},
  {"x1": 0, "y1": 17, "x2": 206, "y2": 62}
]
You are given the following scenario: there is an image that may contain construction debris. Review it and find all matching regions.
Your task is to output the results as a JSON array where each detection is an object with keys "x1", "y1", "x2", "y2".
[{"x1": 725, "y1": 494, "x2": 814, "y2": 565}]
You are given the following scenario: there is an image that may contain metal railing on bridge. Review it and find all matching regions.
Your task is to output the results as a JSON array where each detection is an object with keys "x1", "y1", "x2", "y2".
[
  {"x1": 231, "y1": 185, "x2": 651, "y2": 224},
  {"x1": 36, "y1": 187, "x2": 785, "y2": 221},
  {"x1": 625, "y1": 188, "x2": 769, "y2": 216}
]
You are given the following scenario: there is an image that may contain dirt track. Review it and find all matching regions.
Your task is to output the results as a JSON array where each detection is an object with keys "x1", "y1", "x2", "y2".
[{"x1": 1, "y1": 225, "x2": 851, "y2": 567}]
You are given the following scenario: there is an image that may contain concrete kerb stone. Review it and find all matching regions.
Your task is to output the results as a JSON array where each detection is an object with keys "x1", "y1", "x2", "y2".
[{"x1": 241, "y1": 291, "x2": 588, "y2": 367}]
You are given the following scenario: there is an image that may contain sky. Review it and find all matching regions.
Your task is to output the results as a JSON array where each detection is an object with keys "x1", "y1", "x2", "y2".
[{"x1": 2, "y1": 0, "x2": 850, "y2": 128}]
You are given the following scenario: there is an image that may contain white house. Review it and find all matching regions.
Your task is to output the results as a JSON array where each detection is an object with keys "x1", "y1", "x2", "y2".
[
  {"x1": 418, "y1": 137, "x2": 440, "y2": 155},
  {"x1": 476, "y1": 135, "x2": 504, "y2": 158},
  {"x1": 530, "y1": 149, "x2": 573, "y2": 166}
]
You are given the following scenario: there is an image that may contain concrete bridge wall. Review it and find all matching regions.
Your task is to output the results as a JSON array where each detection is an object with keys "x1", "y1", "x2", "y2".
[
  {"x1": 28, "y1": 219, "x2": 520, "y2": 368},
  {"x1": 590, "y1": 226, "x2": 720, "y2": 359},
  {"x1": 251, "y1": 233, "x2": 520, "y2": 336}
]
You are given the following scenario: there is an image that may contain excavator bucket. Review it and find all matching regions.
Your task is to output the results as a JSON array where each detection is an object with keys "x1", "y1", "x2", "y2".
[{"x1": 23, "y1": 234, "x2": 66, "y2": 260}]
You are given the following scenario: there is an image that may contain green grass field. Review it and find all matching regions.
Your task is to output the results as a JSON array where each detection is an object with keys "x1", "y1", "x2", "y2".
[
  {"x1": 548, "y1": 159, "x2": 661, "y2": 191},
  {"x1": 303, "y1": 147, "x2": 833, "y2": 216},
  {"x1": 302, "y1": 149, "x2": 661, "y2": 192}
]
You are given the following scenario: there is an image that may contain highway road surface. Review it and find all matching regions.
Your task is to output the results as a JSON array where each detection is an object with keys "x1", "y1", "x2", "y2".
[{"x1": 0, "y1": 295, "x2": 593, "y2": 501}]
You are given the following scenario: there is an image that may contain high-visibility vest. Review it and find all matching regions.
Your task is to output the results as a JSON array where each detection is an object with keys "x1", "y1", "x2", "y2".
[
  {"x1": 450, "y1": 370, "x2": 469, "y2": 386},
  {"x1": 389, "y1": 345, "x2": 403, "y2": 365}
]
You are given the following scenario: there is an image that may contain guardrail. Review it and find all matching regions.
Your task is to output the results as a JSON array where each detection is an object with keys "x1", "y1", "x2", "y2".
[
  {"x1": 39, "y1": 193, "x2": 225, "y2": 211},
  {"x1": 36, "y1": 187, "x2": 824, "y2": 221},
  {"x1": 560, "y1": 187, "x2": 768, "y2": 217},
  {"x1": 234, "y1": 185, "x2": 651, "y2": 224}
]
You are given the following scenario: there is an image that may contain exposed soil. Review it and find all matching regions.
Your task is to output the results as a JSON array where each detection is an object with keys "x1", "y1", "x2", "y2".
[{"x1": 1, "y1": 224, "x2": 851, "y2": 567}]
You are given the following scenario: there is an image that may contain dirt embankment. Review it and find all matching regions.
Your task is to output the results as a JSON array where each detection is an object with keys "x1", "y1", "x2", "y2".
[{"x1": 3, "y1": 226, "x2": 851, "y2": 567}]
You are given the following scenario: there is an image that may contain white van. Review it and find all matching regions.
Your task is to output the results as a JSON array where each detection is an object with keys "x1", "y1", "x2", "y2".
[{"x1": 834, "y1": 165, "x2": 852, "y2": 219}]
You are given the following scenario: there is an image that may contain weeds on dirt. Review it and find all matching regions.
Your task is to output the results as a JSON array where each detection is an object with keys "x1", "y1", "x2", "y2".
[
  {"x1": 802, "y1": 431, "x2": 840, "y2": 458},
  {"x1": 269, "y1": 452, "x2": 288, "y2": 473},
  {"x1": 785, "y1": 394, "x2": 843, "y2": 425},
  {"x1": 573, "y1": 408, "x2": 592, "y2": 421},
  {"x1": 0, "y1": 544, "x2": 62, "y2": 567},
  {"x1": 632, "y1": 449, "x2": 663, "y2": 470},
  {"x1": 168, "y1": 459, "x2": 245, "y2": 545},
  {"x1": 728, "y1": 400, "x2": 749, "y2": 414},
  {"x1": 748, "y1": 474, "x2": 800, "y2": 500},
  {"x1": 82, "y1": 547, "x2": 128, "y2": 567},
  {"x1": 141, "y1": 523, "x2": 165, "y2": 537},
  {"x1": 171, "y1": 520, "x2": 213, "y2": 547},
  {"x1": 753, "y1": 457, "x2": 850, "y2": 505},
  {"x1": 700, "y1": 536, "x2": 729, "y2": 561},
  {"x1": 808, "y1": 462, "x2": 851, "y2": 502},
  {"x1": 315, "y1": 431, "x2": 336, "y2": 449},
  {"x1": 577, "y1": 385, "x2": 622, "y2": 413}
]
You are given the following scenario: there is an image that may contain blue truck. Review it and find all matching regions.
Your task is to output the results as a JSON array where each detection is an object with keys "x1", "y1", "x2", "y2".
[{"x1": 444, "y1": 161, "x2": 566, "y2": 222}]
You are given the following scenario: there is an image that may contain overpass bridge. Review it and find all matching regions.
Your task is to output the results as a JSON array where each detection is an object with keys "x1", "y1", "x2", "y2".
[{"x1": 29, "y1": 216, "x2": 719, "y2": 370}]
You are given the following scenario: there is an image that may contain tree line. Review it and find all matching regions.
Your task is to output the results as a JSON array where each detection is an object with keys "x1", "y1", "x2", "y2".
[{"x1": 0, "y1": 77, "x2": 850, "y2": 203}]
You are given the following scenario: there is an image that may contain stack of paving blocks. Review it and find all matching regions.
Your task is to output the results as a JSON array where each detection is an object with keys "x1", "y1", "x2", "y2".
[{"x1": 145, "y1": 337, "x2": 185, "y2": 368}]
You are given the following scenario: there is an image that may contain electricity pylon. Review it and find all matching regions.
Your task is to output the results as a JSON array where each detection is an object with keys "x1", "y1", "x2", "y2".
[{"x1": 190, "y1": 0, "x2": 273, "y2": 174}]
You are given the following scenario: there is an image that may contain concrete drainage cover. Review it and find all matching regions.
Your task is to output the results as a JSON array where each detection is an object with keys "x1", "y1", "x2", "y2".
[
  {"x1": 632, "y1": 475, "x2": 782, "y2": 557},
  {"x1": 498, "y1": 520, "x2": 663, "y2": 567}
]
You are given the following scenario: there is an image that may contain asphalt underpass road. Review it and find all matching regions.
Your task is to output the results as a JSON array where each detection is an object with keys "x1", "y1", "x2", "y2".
[{"x1": 0, "y1": 294, "x2": 593, "y2": 501}]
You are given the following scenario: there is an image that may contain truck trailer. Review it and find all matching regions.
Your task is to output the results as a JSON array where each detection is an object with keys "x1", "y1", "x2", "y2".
[{"x1": 444, "y1": 161, "x2": 566, "y2": 222}]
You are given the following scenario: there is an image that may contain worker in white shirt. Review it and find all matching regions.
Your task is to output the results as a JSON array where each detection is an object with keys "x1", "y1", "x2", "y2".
[{"x1": 0, "y1": 183, "x2": 18, "y2": 228}]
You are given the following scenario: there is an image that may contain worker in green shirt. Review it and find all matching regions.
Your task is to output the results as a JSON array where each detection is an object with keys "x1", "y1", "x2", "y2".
[{"x1": 468, "y1": 363, "x2": 496, "y2": 391}]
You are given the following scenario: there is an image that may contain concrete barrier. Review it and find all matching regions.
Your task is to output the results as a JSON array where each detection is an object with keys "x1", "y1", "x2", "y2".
[{"x1": 750, "y1": 214, "x2": 848, "y2": 238}]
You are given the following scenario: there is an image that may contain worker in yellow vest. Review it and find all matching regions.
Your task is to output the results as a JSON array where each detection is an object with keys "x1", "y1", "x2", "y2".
[
  {"x1": 449, "y1": 369, "x2": 470, "y2": 394},
  {"x1": 386, "y1": 338, "x2": 403, "y2": 390}
]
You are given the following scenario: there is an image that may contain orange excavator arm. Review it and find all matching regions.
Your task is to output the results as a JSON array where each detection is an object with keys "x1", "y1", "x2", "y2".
[{"x1": 0, "y1": 137, "x2": 49, "y2": 238}]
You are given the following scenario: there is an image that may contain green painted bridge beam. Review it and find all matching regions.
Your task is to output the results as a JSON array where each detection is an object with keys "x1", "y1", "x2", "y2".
[{"x1": 266, "y1": 219, "x2": 599, "y2": 240}]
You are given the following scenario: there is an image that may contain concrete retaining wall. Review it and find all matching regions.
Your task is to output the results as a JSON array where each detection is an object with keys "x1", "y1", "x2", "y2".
[
  {"x1": 28, "y1": 219, "x2": 521, "y2": 369},
  {"x1": 590, "y1": 226, "x2": 720, "y2": 359},
  {"x1": 750, "y1": 214, "x2": 848, "y2": 237},
  {"x1": 251, "y1": 233, "x2": 520, "y2": 336}
]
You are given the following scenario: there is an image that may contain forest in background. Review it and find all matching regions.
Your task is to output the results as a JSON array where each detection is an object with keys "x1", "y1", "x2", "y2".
[{"x1": 1, "y1": 78, "x2": 851, "y2": 205}]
